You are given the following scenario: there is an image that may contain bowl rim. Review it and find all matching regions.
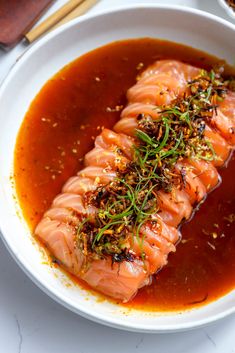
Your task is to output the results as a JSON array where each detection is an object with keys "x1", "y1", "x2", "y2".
[
  {"x1": 0, "y1": 3, "x2": 235, "y2": 333},
  {"x1": 217, "y1": 0, "x2": 235, "y2": 20}
]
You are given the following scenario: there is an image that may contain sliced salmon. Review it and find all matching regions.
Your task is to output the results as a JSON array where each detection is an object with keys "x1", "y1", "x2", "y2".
[
  {"x1": 121, "y1": 102, "x2": 160, "y2": 120},
  {"x1": 84, "y1": 146, "x2": 129, "y2": 169},
  {"x1": 63, "y1": 176, "x2": 98, "y2": 194},
  {"x1": 139, "y1": 60, "x2": 200, "y2": 82},
  {"x1": 36, "y1": 130, "x2": 180, "y2": 301},
  {"x1": 77, "y1": 166, "x2": 117, "y2": 184},
  {"x1": 114, "y1": 117, "x2": 138, "y2": 136},
  {"x1": 35, "y1": 59, "x2": 234, "y2": 302},
  {"x1": 185, "y1": 159, "x2": 220, "y2": 192},
  {"x1": 157, "y1": 188, "x2": 193, "y2": 227},
  {"x1": 95, "y1": 128, "x2": 135, "y2": 159},
  {"x1": 35, "y1": 218, "x2": 84, "y2": 276},
  {"x1": 45, "y1": 208, "x2": 80, "y2": 226},
  {"x1": 209, "y1": 92, "x2": 235, "y2": 145},
  {"x1": 82, "y1": 257, "x2": 150, "y2": 302},
  {"x1": 127, "y1": 84, "x2": 177, "y2": 106},
  {"x1": 175, "y1": 162, "x2": 207, "y2": 204},
  {"x1": 204, "y1": 125, "x2": 231, "y2": 166}
]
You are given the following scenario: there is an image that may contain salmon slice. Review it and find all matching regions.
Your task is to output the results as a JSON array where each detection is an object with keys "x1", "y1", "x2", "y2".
[
  {"x1": 209, "y1": 92, "x2": 235, "y2": 145},
  {"x1": 184, "y1": 159, "x2": 220, "y2": 192},
  {"x1": 63, "y1": 176, "x2": 98, "y2": 194},
  {"x1": 114, "y1": 117, "x2": 138, "y2": 136},
  {"x1": 36, "y1": 219, "x2": 150, "y2": 302},
  {"x1": 140, "y1": 223, "x2": 176, "y2": 254},
  {"x1": 96, "y1": 128, "x2": 135, "y2": 159},
  {"x1": 35, "y1": 218, "x2": 84, "y2": 275},
  {"x1": 45, "y1": 208, "x2": 80, "y2": 226},
  {"x1": 157, "y1": 188, "x2": 193, "y2": 227},
  {"x1": 85, "y1": 130, "x2": 131, "y2": 169},
  {"x1": 82, "y1": 257, "x2": 150, "y2": 302},
  {"x1": 175, "y1": 162, "x2": 207, "y2": 204},
  {"x1": 84, "y1": 146, "x2": 129, "y2": 170},
  {"x1": 124, "y1": 60, "x2": 200, "y2": 124},
  {"x1": 127, "y1": 84, "x2": 177, "y2": 106},
  {"x1": 155, "y1": 215, "x2": 180, "y2": 244},
  {"x1": 77, "y1": 166, "x2": 117, "y2": 183},
  {"x1": 139, "y1": 60, "x2": 200, "y2": 82},
  {"x1": 52, "y1": 193, "x2": 86, "y2": 213},
  {"x1": 121, "y1": 103, "x2": 160, "y2": 120},
  {"x1": 204, "y1": 125, "x2": 231, "y2": 166},
  {"x1": 131, "y1": 237, "x2": 168, "y2": 273},
  {"x1": 129, "y1": 218, "x2": 180, "y2": 274},
  {"x1": 139, "y1": 73, "x2": 184, "y2": 88}
]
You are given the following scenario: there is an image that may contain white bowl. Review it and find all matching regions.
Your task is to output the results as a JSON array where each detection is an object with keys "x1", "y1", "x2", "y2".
[
  {"x1": 218, "y1": 0, "x2": 235, "y2": 20},
  {"x1": 0, "y1": 5, "x2": 235, "y2": 333}
]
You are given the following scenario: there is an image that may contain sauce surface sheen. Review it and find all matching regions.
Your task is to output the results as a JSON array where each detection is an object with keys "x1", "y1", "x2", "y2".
[{"x1": 14, "y1": 38, "x2": 235, "y2": 311}]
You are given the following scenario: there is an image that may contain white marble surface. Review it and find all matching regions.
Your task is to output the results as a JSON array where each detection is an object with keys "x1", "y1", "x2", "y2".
[{"x1": 0, "y1": 0, "x2": 235, "y2": 352}]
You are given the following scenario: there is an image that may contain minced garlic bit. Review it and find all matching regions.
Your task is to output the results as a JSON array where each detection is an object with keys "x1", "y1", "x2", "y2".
[
  {"x1": 80, "y1": 124, "x2": 90, "y2": 130},
  {"x1": 41, "y1": 117, "x2": 51, "y2": 123},
  {"x1": 94, "y1": 176, "x2": 100, "y2": 184},
  {"x1": 106, "y1": 105, "x2": 123, "y2": 113},
  {"x1": 136, "y1": 62, "x2": 144, "y2": 70},
  {"x1": 207, "y1": 241, "x2": 216, "y2": 250},
  {"x1": 224, "y1": 213, "x2": 235, "y2": 223},
  {"x1": 212, "y1": 232, "x2": 218, "y2": 239},
  {"x1": 181, "y1": 239, "x2": 190, "y2": 244}
]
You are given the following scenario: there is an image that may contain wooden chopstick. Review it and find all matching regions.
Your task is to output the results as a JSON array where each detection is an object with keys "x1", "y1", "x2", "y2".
[
  {"x1": 25, "y1": 0, "x2": 84, "y2": 43},
  {"x1": 25, "y1": 0, "x2": 98, "y2": 43},
  {"x1": 53, "y1": 0, "x2": 99, "y2": 29}
]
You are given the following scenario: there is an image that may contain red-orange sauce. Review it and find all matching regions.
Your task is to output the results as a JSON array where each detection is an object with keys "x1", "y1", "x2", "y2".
[{"x1": 14, "y1": 38, "x2": 235, "y2": 311}]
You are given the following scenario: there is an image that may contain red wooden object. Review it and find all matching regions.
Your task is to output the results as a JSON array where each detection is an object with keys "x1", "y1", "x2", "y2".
[{"x1": 0, "y1": 0, "x2": 54, "y2": 49}]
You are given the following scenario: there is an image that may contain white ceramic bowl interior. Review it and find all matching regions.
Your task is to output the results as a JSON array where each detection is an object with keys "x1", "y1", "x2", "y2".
[{"x1": 0, "y1": 5, "x2": 235, "y2": 333}]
